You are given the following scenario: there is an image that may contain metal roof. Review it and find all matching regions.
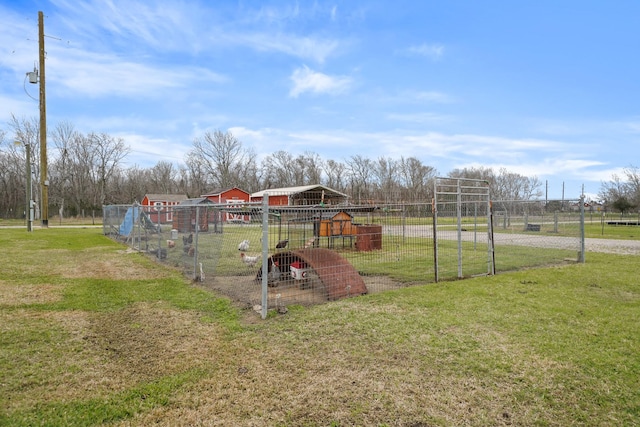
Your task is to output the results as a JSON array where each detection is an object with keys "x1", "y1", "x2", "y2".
[
  {"x1": 177, "y1": 197, "x2": 214, "y2": 206},
  {"x1": 143, "y1": 194, "x2": 188, "y2": 203},
  {"x1": 250, "y1": 184, "x2": 348, "y2": 199},
  {"x1": 201, "y1": 187, "x2": 249, "y2": 197}
]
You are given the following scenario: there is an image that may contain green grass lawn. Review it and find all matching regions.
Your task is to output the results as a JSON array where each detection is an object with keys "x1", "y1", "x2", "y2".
[{"x1": 0, "y1": 227, "x2": 638, "y2": 426}]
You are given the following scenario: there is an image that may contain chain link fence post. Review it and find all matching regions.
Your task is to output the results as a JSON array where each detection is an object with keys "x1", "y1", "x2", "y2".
[
  {"x1": 261, "y1": 193, "x2": 269, "y2": 319},
  {"x1": 579, "y1": 195, "x2": 586, "y2": 263}
]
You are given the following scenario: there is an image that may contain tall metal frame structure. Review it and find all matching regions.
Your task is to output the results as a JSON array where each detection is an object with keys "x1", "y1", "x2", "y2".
[{"x1": 433, "y1": 177, "x2": 494, "y2": 282}]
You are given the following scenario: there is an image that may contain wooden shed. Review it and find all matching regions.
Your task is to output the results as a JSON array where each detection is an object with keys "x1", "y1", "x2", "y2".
[
  {"x1": 172, "y1": 198, "x2": 213, "y2": 233},
  {"x1": 317, "y1": 211, "x2": 356, "y2": 237}
]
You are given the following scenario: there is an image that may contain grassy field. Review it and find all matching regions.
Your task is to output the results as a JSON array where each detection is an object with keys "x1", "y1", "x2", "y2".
[{"x1": 0, "y1": 228, "x2": 639, "y2": 426}]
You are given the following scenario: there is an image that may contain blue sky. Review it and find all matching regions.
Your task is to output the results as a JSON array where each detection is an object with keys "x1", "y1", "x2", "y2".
[{"x1": 2, "y1": 0, "x2": 639, "y2": 199}]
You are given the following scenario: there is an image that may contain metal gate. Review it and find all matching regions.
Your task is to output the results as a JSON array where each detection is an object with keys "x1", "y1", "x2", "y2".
[{"x1": 433, "y1": 177, "x2": 494, "y2": 281}]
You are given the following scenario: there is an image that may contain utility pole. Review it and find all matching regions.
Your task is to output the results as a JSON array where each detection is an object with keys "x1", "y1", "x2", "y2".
[{"x1": 38, "y1": 11, "x2": 48, "y2": 227}]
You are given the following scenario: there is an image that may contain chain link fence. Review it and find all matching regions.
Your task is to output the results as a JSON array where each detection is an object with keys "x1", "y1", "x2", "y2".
[{"x1": 103, "y1": 194, "x2": 584, "y2": 317}]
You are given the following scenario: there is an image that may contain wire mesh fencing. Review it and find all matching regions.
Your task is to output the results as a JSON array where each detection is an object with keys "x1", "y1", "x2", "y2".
[
  {"x1": 491, "y1": 199, "x2": 585, "y2": 269},
  {"x1": 103, "y1": 195, "x2": 584, "y2": 317}
]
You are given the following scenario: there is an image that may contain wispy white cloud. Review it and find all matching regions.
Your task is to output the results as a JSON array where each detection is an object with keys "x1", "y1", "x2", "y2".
[
  {"x1": 386, "y1": 112, "x2": 451, "y2": 124},
  {"x1": 231, "y1": 32, "x2": 341, "y2": 64},
  {"x1": 228, "y1": 126, "x2": 276, "y2": 141},
  {"x1": 330, "y1": 5, "x2": 338, "y2": 22},
  {"x1": 411, "y1": 91, "x2": 455, "y2": 104},
  {"x1": 50, "y1": 0, "x2": 343, "y2": 63},
  {"x1": 625, "y1": 119, "x2": 640, "y2": 133},
  {"x1": 463, "y1": 158, "x2": 607, "y2": 180},
  {"x1": 46, "y1": 46, "x2": 226, "y2": 98},
  {"x1": 403, "y1": 43, "x2": 445, "y2": 60},
  {"x1": 51, "y1": 0, "x2": 207, "y2": 53},
  {"x1": 0, "y1": 94, "x2": 37, "y2": 123},
  {"x1": 289, "y1": 66, "x2": 352, "y2": 97},
  {"x1": 118, "y1": 132, "x2": 188, "y2": 166}
]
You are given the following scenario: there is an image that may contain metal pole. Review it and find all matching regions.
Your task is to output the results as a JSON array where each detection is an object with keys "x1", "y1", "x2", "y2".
[
  {"x1": 488, "y1": 200, "x2": 496, "y2": 275},
  {"x1": 432, "y1": 197, "x2": 439, "y2": 283},
  {"x1": 38, "y1": 11, "x2": 48, "y2": 227},
  {"x1": 261, "y1": 194, "x2": 270, "y2": 319},
  {"x1": 26, "y1": 144, "x2": 33, "y2": 232},
  {"x1": 579, "y1": 196, "x2": 585, "y2": 263},
  {"x1": 193, "y1": 206, "x2": 200, "y2": 280},
  {"x1": 457, "y1": 180, "x2": 463, "y2": 279}
]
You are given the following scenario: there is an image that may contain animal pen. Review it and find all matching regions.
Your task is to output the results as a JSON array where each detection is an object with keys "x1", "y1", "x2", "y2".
[{"x1": 104, "y1": 187, "x2": 585, "y2": 319}]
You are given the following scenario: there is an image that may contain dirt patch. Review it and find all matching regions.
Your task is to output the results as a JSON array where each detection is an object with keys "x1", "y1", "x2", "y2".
[
  {"x1": 201, "y1": 273, "x2": 408, "y2": 312},
  {"x1": 83, "y1": 302, "x2": 227, "y2": 385},
  {"x1": 2, "y1": 302, "x2": 234, "y2": 412}
]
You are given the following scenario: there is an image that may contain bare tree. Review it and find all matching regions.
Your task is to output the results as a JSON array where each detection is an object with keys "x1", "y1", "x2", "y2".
[
  {"x1": 49, "y1": 121, "x2": 79, "y2": 218},
  {"x1": 187, "y1": 129, "x2": 253, "y2": 189},
  {"x1": 149, "y1": 161, "x2": 177, "y2": 194},
  {"x1": 183, "y1": 155, "x2": 209, "y2": 197},
  {"x1": 345, "y1": 155, "x2": 374, "y2": 203},
  {"x1": 296, "y1": 152, "x2": 324, "y2": 185},
  {"x1": 599, "y1": 165, "x2": 640, "y2": 211},
  {"x1": 111, "y1": 165, "x2": 150, "y2": 204},
  {"x1": 8, "y1": 115, "x2": 42, "y2": 216},
  {"x1": 237, "y1": 156, "x2": 262, "y2": 193},
  {"x1": 398, "y1": 156, "x2": 437, "y2": 201},
  {"x1": 372, "y1": 157, "x2": 400, "y2": 202},
  {"x1": 0, "y1": 130, "x2": 27, "y2": 217},
  {"x1": 622, "y1": 166, "x2": 640, "y2": 207},
  {"x1": 261, "y1": 150, "x2": 297, "y2": 188},
  {"x1": 493, "y1": 168, "x2": 542, "y2": 200},
  {"x1": 449, "y1": 166, "x2": 541, "y2": 201},
  {"x1": 323, "y1": 159, "x2": 347, "y2": 193},
  {"x1": 90, "y1": 133, "x2": 130, "y2": 206}
]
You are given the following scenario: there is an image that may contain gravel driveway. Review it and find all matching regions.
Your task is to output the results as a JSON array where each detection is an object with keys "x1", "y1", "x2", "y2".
[
  {"x1": 383, "y1": 225, "x2": 640, "y2": 255},
  {"x1": 583, "y1": 237, "x2": 640, "y2": 255}
]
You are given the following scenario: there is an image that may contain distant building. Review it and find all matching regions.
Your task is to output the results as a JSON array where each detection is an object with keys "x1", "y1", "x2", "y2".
[
  {"x1": 172, "y1": 197, "x2": 214, "y2": 232},
  {"x1": 202, "y1": 187, "x2": 250, "y2": 204},
  {"x1": 141, "y1": 194, "x2": 188, "y2": 223},
  {"x1": 202, "y1": 187, "x2": 251, "y2": 223},
  {"x1": 250, "y1": 185, "x2": 349, "y2": 206}
]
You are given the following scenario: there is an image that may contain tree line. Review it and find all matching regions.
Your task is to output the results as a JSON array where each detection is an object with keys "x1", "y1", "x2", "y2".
[
  {"x1": 598, "y1": 166, "x2": 640, "y2": 215},
  {"x1": 5, "y1": 115, "x2": 633, "y2": 220}
]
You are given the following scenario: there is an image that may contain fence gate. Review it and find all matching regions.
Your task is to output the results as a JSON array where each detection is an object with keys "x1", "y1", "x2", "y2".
[{"x1": 433, "y1": 177, "x2": 494, "y2": 282}]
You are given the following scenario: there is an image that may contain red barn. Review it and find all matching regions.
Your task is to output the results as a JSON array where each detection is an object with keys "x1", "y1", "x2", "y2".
[
  {"x1": 202, "y1": 187, "x2": 250, "y2": 204},
  {"x1": 202, "y1": 187, "x2": 251, "y2": 223},
  {"x1": 141, "y1": 194, "x2": 188, "y2": 224}
]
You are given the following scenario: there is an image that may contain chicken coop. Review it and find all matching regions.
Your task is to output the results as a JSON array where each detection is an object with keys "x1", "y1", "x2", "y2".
[
  {"x1": 172, "y1": 198, "x2": 213, "y2": 232},
  {"x1": 315, "y1": 211, "x2": 357, "y2": 248}
]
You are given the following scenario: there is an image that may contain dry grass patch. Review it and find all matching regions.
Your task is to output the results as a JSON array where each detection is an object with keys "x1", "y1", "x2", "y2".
[
  {"x1": 2, "y1": 247, "x2": 161, "y2": 281},
  {"x1": 52, "y1": 248, "x2": 168, "y2": 280},
  {"x1": 83, "y1": 302, "x2": 229, "y2": 382},
  {"x1": 109, "y1": 302, "x2": 581, "y2": 426},
  {"x1": 2, "y1": 302, "x2": 231, "y2": 413},
  {"x1": 0, "y1": 283, "x2": 63, "y2": 306}
]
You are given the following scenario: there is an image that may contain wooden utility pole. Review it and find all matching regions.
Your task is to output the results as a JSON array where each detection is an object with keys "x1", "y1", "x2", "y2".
[{"x1": 38, "y1": 11, "x2": 48, "y2": 227}]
